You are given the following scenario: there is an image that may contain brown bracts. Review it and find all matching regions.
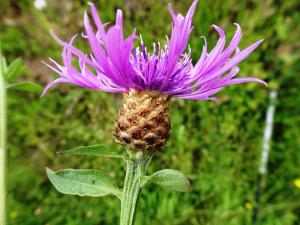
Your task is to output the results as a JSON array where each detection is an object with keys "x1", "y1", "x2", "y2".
[{"x1": 115, "y1": 90, "x2": 171, "y2": 151}]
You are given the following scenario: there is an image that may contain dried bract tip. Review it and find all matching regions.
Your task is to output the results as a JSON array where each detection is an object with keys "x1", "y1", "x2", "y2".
[{"x1": 115, "y1": 90, "x2": 171, "y2": 151}]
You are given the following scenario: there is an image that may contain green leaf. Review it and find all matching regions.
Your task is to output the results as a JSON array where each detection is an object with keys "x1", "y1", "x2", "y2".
[
  {"x1": 57, "y1": 144, "x2": 124, "y2": 159},
  {"x1": 4, "y1": 58, "x2": 25, "y2": 81},
  {"x1": 46, "y1": 168, "x2": 122, "y2": 199},
  {"x1": 6, "y1": 82, "x2": 42, "y2": 93},
  {"x1": 142, "y1": 169, "x2": 191, "y2": 192}
]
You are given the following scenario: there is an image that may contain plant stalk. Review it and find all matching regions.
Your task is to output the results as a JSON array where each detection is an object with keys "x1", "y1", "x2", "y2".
[
  {"x1": 120, "y1": 152, "x2": 151, "y2": 225},
  {"x1": 0, "y1": 64, "x2": 6, "y2": 225}
]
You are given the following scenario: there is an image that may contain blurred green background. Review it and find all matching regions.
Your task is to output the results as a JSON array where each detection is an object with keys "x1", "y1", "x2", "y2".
[{"x1": 1, "y1": 0, "x2": 300, "y2": 224}]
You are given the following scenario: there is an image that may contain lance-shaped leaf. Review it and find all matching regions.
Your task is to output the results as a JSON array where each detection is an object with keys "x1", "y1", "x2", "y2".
[
  {"x1": 46, "y1": 168, "x2": 122, "y2": 199},
  {"x1": 56, "y1": 144, "x2": 124, "y2": 159},
  {"x1": 6, "y1": 82, "x2": 42, "y2": 93},
  {"x1": 4, "y1": 58, "x2": 25, "y2": 81},
  {"x1": 141, "y1": 169, "x2": 191, "y2": 192}
]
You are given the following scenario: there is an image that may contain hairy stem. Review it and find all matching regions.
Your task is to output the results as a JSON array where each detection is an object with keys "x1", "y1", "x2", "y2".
[
  {"x1": 120, "y1": 152, "x2": 151, "y2": 225},
  {"x1": 0, "y1": 64, "x2": 6, "y2": 225}
]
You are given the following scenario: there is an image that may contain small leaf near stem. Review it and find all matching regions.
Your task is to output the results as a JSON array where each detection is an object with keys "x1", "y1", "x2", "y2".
[
  {"x1": 141, "y1": 169, "x2": 191, "y2": 192},
  {"x1": 46, "y1": 168, "x2": 122, "y2": 199},
  {"x1": 4, "y1": 58, "x2": 25, "y2": 82},
  {"x1": 0, "y1": 52, "x2": 42, "y2": 93},
  {"x1": 6, "y1": 82, "x2": 42, "y2": 93},
  {"x1": 56, "y1": 144, "x2": 125, "y2": 159}
]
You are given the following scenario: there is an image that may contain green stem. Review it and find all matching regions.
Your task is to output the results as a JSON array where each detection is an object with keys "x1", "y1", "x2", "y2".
[
  {"x1": 0, "y1": 62, "x2": 6, "y2": 225},
  {"x1": 120, "y1": 152, "x2": 151, "y2": 225}
]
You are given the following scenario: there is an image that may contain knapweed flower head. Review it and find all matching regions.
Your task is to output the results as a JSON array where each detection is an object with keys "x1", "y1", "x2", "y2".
[{"x1": 42, "y1": 0, "x2": 266, "y2": 151}]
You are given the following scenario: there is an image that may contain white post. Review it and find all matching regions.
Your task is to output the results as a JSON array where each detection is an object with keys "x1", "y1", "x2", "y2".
[
  {"x1": 259, "y1": 90, "x2": 277, "y2": 175},
  {"x1": 253, "y1": 90, "x2": 277, "y2": 223}
]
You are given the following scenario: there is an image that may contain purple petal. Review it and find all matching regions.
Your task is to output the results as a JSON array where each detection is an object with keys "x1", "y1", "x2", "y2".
[{"x1": 41, "y1": 78, "x2": 69, "y2": 97}]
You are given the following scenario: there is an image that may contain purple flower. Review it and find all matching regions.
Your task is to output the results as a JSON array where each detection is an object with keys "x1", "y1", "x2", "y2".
[{"x1": 42, "y1": 0, "x2": 266, "y2": 101}]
